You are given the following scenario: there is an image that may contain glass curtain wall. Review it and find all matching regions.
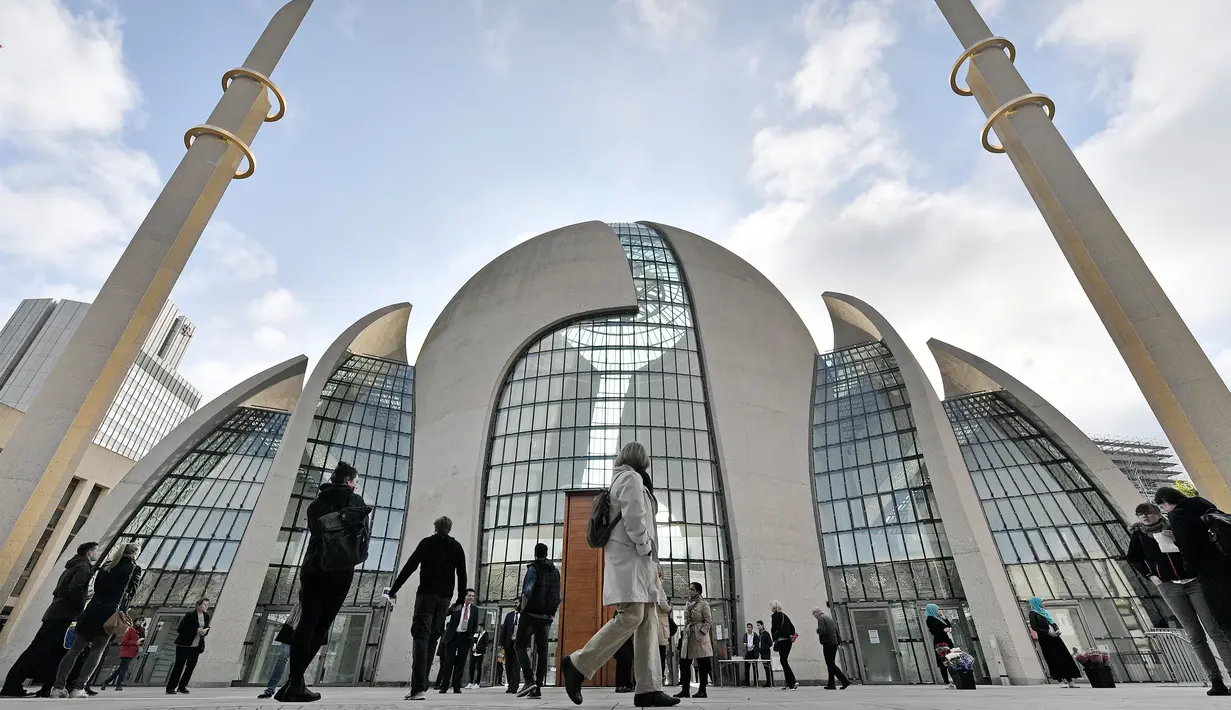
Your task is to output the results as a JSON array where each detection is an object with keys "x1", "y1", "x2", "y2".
[
  {"x1": 247, "y1": 354, "x2": 413, "y2": 686},
  {"x1": 812, "y1": 342, "x2": 984, "y2": 684},
  {"x1": 942, "y1": 392, "x2": 1168, "y2": 682},
  {"x1": 97, "y1": 407, "x2": 289, "y2": 685},
  {"x1": 478, "y1": 222, "x2": 734, "y2": 685}
]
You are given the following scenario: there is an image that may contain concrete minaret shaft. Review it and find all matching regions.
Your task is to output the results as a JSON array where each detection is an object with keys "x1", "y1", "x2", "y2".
[
  {"x1": 0, "y1": 0, "x2": 314, "y2": 596},
  {"x1": 936, "y1": 0, "x2": 1231, "y2": 510}
]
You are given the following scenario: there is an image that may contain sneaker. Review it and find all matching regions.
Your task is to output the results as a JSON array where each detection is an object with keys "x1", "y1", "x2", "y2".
[
  {"x1": 68, "y1": 689, "x2": 87, "y2": 698},
  {"x1": 560, "y1": 655, "x2": 584, "y2": 706},
  {"x1": 116, "y1": 687, "x2": 124, "y2": 691},
  {"x1": 405, "y1": 691, "x2": 426, "y2": 700},
  {"x1": 634, "y1": 691, "x2": 681, "y2": 707},
  {"x1": 258, "y1": 691, "x2": 274, "y2": 699},
  {"x1": 84, "y1": 688, "x2": 98, "y2": 696},
  {"x1": 526, "y1": 688, "x2": 541, "y2": 699},
  {"x1": 517, "y1": 684, "x2": 539, "y2": 698},
  {"x1": 49, "y1": 689, "x2": 68, "y2": 699}
]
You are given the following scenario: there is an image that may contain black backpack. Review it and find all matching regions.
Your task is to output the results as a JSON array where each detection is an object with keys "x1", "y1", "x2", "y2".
[
  {"x1": 526, "y1": 561, "x2": 562, "y2": 616},
  {"x1": 587, "y1": 487, "x2": 622, "y2": 548},
  {"x1": 1204, "y1": 509, "x2": 1231, "y2": 559},
  {"x1": 317, "y1": 505, "x2": 373, "y2": 571}
]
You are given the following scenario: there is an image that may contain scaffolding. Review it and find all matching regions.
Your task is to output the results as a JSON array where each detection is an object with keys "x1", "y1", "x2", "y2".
[{"x1": 1090, "y1": 436, "x2": 1184, "y2": 499}]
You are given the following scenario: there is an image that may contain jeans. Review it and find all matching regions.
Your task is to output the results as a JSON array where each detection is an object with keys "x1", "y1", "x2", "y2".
[
  {"x1": 264, "y1": 643, "x2": 291, "y2": 694},
  {"x1": 1158, "y1": 579, "x2": 1230, "y2": 682},
  {"x1": 166, "y1": 646, "x2": 201, "y2": 692},
  {"x1": 2, "y1": 617, "x2": 72, "y2": 692},
  {"x1": 102, "y1": 657, "x2": 133, "y2": 688},
  {"x1": 570, "y1": 602, "x2": 662, "y2": 694},
  {"x1": 823, "y1": 643, "x2": 849, "y2": 688},
  {"x1": 516, "y1": 616, "x2": 551, "y2": 688},
  {"x1": 288, "y1": 567, "x2": 354, "y2": 687},
  {"x1": 53, "y1": 632, "x2": 109, "y2": 691},
  {"x1": 410, "y1": 593, "x2": 451, "y2": 695},
  {"x1": 777, "y1": 640, "x2": 795, "y2": 688}
]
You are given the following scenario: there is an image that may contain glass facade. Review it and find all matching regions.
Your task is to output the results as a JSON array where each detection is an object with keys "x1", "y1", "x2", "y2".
[
  {"x1": 247, "y1": 353, "x2": 413, "y2": 686},
  {"x1": 478, "y1": 222, "x2": 733, "y2": 684},
  {"x1": 942, "y1": 392, "x2": 1168, "y2": 682},
  {"x1": 812, "y1": 341, "x2": 983, "y2": 684}
]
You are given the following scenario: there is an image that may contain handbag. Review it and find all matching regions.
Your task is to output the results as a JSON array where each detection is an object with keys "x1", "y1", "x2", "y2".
[{"x1": 102, "y1": 562, "x2": 140, "y2": 636}]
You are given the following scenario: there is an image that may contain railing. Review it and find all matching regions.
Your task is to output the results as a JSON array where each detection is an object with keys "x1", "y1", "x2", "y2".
[{"x1": 1146, "y1": 629, "x2": 1208, "y2": 686}]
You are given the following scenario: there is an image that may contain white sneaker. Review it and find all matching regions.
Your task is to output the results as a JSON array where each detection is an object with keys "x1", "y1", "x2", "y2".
[
  {"x1": 406, "y1": 691, "x2": 426, "y2": 700},
  {"x1": 68, "y1": 689, "x2": 87, "y2": 698},
  {"x1": 49, "y1": 689, "x2": 68, "y2": 699}
]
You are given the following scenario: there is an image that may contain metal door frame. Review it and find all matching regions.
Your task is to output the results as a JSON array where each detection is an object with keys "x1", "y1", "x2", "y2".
[
  {"x1": 131, "y1": 609, "x2": 191, "y2": 686},
  {"x1": 847, "y1": 604, "x2": 902, "y2": 684}
]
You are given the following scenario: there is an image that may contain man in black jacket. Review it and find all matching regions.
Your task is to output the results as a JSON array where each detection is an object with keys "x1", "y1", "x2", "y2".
[
  {"x1": 755, "y1": 621, "x2": 773, "y2": 687},
  {"x1": 437, "y1": 589, "x2": 479, "y2": 694},
  {"x1": 813, "y1": 606, "x2": 849, "y2": 690},
  {"x1": 166, "y1": 597, "x2": 211, "y2": 694},
  {"x1": 1151, "y1": 490, "x2": 1231, "y2": 695},
  {"x1": 387, "y1": 515, "x2": 467, "y2": 700},
  {"x1": 514, "y1": 543, "x2": 559, "y2": 699},
  {"x1": 0, "y1": 542, "x2": 99, "y2": 698},
  {"x1": 499, "y1": 609, "x2": 520, "y2": 693}
]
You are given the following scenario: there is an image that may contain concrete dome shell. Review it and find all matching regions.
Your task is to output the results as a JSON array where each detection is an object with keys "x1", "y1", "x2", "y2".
[
  {"x1": 928, "y1": 338, "x2": 1143, "y2": 520},
  {"x1": 0, "y1": 355, "x2": 309, "y2": 665}
]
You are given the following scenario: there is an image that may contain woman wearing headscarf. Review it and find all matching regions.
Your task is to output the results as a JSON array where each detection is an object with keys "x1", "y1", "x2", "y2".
[
  {"x1": 1028, "y1": 597, "x2": 1079, "y2": 687},
  {"x1": 924, "y1": 605, "x2": 954, "y2": 687}
]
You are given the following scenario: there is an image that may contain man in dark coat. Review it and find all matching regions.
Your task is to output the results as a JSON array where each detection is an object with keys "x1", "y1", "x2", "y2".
[
  {"x1": 0, "y1": 542, "x2": 99, "y2": 697},
  {"x1": 755, "y1": 621, "x2": 774, "y2": 687},
  {"x1": 437, "y1": 588, "x2": 479, "y2": 694},
  {"x1": 1157, "y1": 487, "x2": 1231, "y2": 656},
  {"x1": 813, "y1": 606, "x2": 849, "y2": 690},
  {"x1": 498, "y1": 609, "x2": 520, "y2": 693},
  {"x1": 165, "y1": 597, "x2": 211, "y2": 694}
]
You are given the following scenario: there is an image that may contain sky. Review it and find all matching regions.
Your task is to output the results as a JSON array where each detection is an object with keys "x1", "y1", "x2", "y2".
[{"x1": 2, "y1": 0, "x2": 1230, "y2": 451}]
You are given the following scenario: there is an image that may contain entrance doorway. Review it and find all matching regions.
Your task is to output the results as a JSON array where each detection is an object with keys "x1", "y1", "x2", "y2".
[
  {"x1": 557, "y1": 491, "x2": 618, "y2": 686},
  {"x1": 850, "y1": 608, "x2": 901, "y2": 683}
]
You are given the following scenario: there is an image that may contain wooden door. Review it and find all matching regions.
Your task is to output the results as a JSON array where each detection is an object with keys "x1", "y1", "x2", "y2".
[{"x1": 558, "y1": 491, "x2": 618, "y2": 686}]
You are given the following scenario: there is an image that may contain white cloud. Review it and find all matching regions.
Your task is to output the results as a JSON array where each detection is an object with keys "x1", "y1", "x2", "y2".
[
  {"x1": 472, "y1": 1, "x2": 519, "y2": 74},
  {"x1": 617, "y1": 0, "x2": 712, "y2": 48},
  {"x1": 722, "y1": 0, "x2": 1231, "y2": 441},
  {"x1": 253, "y1": 325, "x2": 289, "y2": 349},
  {"x1": 248, "y1": 288, "x2": 306, "y2": 324}
]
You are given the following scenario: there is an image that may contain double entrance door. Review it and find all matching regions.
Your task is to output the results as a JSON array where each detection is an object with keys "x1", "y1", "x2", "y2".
[{"x1": 848, "y1": 603, "x2": 983, "y2": 684}]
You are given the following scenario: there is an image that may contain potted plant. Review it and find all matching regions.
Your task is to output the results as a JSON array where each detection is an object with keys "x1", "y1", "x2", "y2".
[
  {"x1": 1075, "y1": 649, "x2": 1115, "y2": 688},
  {"x1": 944, "y1": 647, "x2": 977, "y2": 689}
]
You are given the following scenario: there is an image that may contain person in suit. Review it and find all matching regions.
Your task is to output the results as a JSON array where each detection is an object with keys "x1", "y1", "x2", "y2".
[
  {"x1": 467, "y1": 625, "x2": 489, "y2": 688},
  {"x1": 755, "y1": 620, "x2": 774, "y2": 687},
  {"x1": 614, "y1": 638, "x2": 634, "y2": 692},
  {"x1": 739, "y1": 623, "x2": 759, "y2": 687},
  {"x1": 499, "y1": 610, "x2": 520, "y2": 693},
  {"x1": 165, "y1": 597, "x2": 211, "y2": 694},
  {"x1": 438, "y1": 588, "x2": 479, "y2": 693}
]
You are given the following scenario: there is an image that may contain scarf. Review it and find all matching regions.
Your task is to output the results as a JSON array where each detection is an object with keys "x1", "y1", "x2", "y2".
[
  {"x1": 1029, "y1": 597, "x2": 1055, "y2": 625},
  {"x1": 925, "y1": 604, "x2": 942, "y2": 620},
  {"x1": 1132, "y1": 515, "x2": 1169, "y2": 536}
]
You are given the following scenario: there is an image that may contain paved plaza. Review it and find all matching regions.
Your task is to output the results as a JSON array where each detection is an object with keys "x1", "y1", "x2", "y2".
[{"x1": 0, "y1": 684, "x2": 1215, "y2": 710}]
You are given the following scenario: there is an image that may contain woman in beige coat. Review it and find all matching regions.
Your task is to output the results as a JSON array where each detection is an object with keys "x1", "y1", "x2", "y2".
[{"x1": 673, "y1": 582, "x2": 713, "y2": 699}]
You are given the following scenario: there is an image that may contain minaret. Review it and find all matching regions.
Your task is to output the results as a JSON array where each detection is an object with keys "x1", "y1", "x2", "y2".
[
  {"x1": 935, "y1": 0, "x2": 1231, "y2": 509},
  {"x1": 0, "y1": 0, "x2": 313, "y2": 594}
]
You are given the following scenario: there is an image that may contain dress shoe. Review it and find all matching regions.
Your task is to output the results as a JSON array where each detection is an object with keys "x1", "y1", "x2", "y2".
[
  {"x1": 841, "y1": 681, "x2": 851, "y2": 690},
  {"x1": 694, "y1": 689, "x2": 707, "y2": 698},
  {"x1": 672, "y1": 689, "x2": 690, "y2": 698},
  {"x1": 634, "y1": 691, "x2": 681, "y2": 707},
  {"x1": 560, "y1": 655, "x2": 584, "y2": 705},
  {"x1": 616, "y1": 686, "x2": 633, "y2": 693}
]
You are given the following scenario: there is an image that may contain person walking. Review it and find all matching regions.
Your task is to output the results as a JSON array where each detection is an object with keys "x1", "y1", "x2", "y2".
[
  {"x1": 615, "y1": 638, "x2": 635, "y2": 693},
  {"x1": 925, "y1": 605, "x2": 955, "y2": 687},
  {"x1": 1156, "y1": 487, "x2": 1231, "y2": 634},
  {"x1": 0, "y1": 541, "x2": 100, "y2": 698},
  {"x1": 165, "y1": 597, "x2": 211, "y2": 694},
  {"x1": 386, "y1": 515, "x2": 467, "y2": 701},
  {"x1": 770, "y1": 601, "x2": 797, "y2": 690},
  {"x1": 813, "y1": 606, "x2": 849, "y2": 690},
  {"x1": 516, "y1": 542, "x2": 560, "y2": 699},
  {"x1": 437, "y1": 588, "x2": 479, "y2": 694},
  {"x1": 276, "y1": 461, "x2": 371, "y2": 702},
  {"x1": 1028, "y1": 597, "x2": 1079, "y2": 687},
  {"x1": 100, "y1": 620, "x2": 144, "y2": 690},
  {"x1": 499, "y1": 609, "x2": 520, "y2": 693},
  {"x1": 674, "y1": 582, "x2": 714, "y2": 699},
  {"x1": 1128, "y1": 501, "x2": 1230, "y2": 695},
  {"x1": 50, "y1": 542, "x2": 141, "y2": 698},
  {"x1": 467, "y1": 624, "x2": 489, "y2": 689},
  {"x1": 257, "y1": 621, "x2": 296, "y2": 699},
  {"x1": 558, "y1": 442, "x2": 679, "y2": 708},
  {"x1": 755, "y1": 620, "x2": 774, "y2": 687},
  {"x1": 656, "y1": 573, "x2": 672, "y2": 682}
]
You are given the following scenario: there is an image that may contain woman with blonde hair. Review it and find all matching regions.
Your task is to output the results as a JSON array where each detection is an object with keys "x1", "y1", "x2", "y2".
[
  {"x1": 50, "y1": 542, "x2": 141, "y2": 698},
  {"x1": 559, "y1": 442, "x2": 679, "y2": 707},
  {"x1": 770, "y1": 600, "x2": 798, "y2": 690}
]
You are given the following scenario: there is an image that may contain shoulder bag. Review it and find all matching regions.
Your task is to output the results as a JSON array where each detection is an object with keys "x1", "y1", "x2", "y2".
[{"x1": 103, "y1": 564, "x2": 140, "y2": 636}]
